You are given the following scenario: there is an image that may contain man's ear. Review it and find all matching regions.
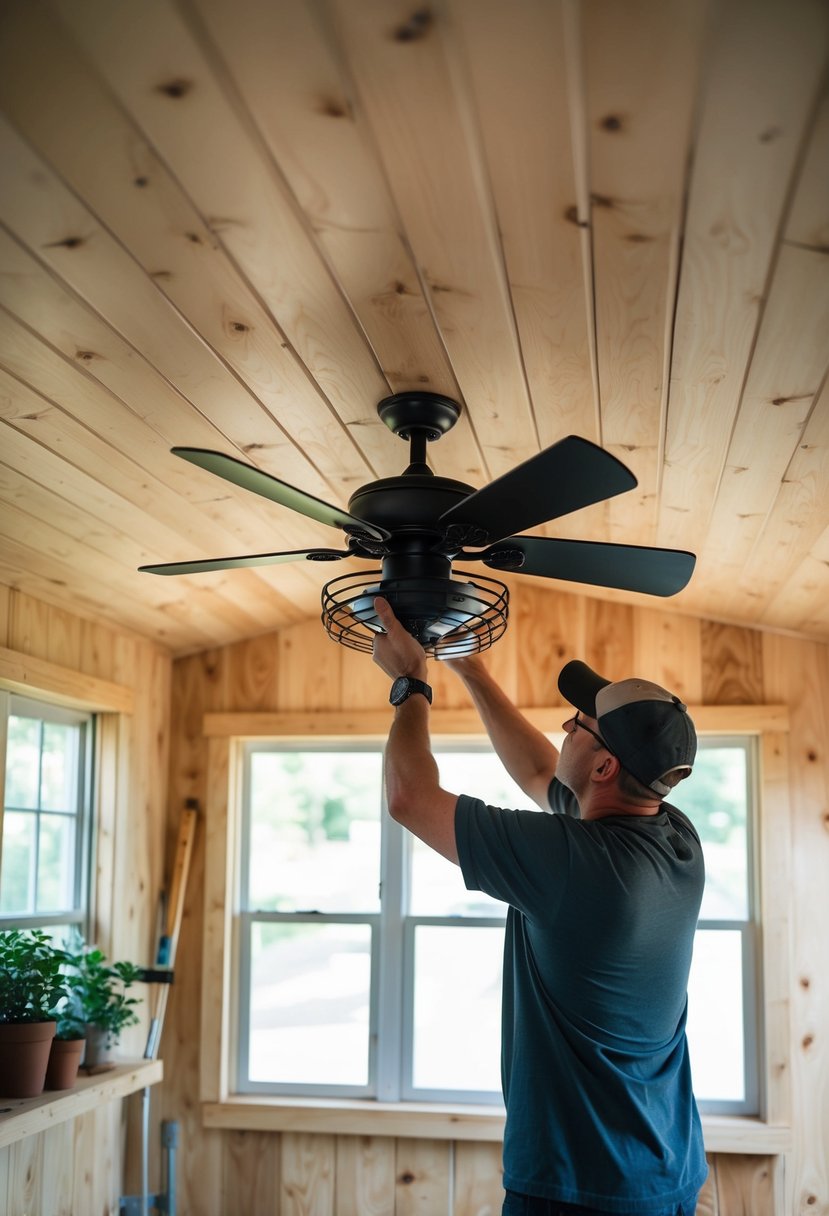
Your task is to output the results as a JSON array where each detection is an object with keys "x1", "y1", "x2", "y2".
[{"x1": 592, "y1": 753, "x2": 620, "y2": 784}]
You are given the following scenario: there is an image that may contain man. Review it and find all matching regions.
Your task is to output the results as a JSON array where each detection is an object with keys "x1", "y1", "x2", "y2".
[{"x1": 372, "y1": 596, "x2": 707, "y2": 1216}]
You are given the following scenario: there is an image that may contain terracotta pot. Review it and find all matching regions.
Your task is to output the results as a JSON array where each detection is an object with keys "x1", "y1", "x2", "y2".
[
  {"x1": 0, "y1": 1020, "x2": 56, "y2": 1098},
  {"x1": 45, "y1": 1036, "x2": 85, "y2": 1090}
]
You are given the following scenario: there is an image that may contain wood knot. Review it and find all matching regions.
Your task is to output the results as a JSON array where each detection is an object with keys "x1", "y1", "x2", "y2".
[
  {"x1": 590, "y1": 192, "x2": 614, "y2": 209},
  {"x1": 806, "y1": 750, "x2": 818, "y2": 762},
  {"x1": 800, "y1": 975, "x2": 811, "y2": 989},
  {"x1": 46, "y1": 235, "x2": 84, "y2": 250},
  {"x1": 393, "y1": 9, "x2": 432, "y2": 41},
  {"x1": 600, "y1": 114, "x2": 624, "y2": 132},
  {"x1": 398, "y1": 1171, "x2": 416, "y2": 1185},
  {"x1": 758, "y1": 126, "x2": 782, "y2": 143},
  {"x1": 75, "y1": 350, "x2": 97, "y2": 361},
  {"x1": 319, "y1": 97, "x2": 351, "y2": 119},
  {"x1": 230, "y1": 321, "x2": 250, "y2": 333},
  {"x1": 185, "y1": 231, "x2": 203, "y2": 244},
  {"x1": 157, "y1": 78, "x2": 192, "y2": 99},
  {"x1": 134, "y1": 175, "x2": 149, "y2": 188},
  {"x1": 564, "y1": 204, "x2": 588, "y2": 228},
  {"x1": 802, "y1": 1033, "x2": 814, "y2": 1051}
]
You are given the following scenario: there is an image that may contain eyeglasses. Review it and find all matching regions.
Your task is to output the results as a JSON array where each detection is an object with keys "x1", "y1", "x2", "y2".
[{"x1": 570, "y1": 712, "x2": 617, "y2": 758}]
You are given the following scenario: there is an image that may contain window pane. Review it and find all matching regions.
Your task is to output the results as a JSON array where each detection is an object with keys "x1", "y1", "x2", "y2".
[
  {"x1": 412, "y1": 925, "x2": 502, "y2": 1093},
  {"x1": 411, "y1": 751, "x2": 530, "y2": 916},
  {"x1": 40, "y1": 722, "x2": 80, "y2": 812},
  {"x1": 679, "y1": 745, "x2": 749, "y2": 919},
  {"x1": 0, "y1": 810, "x2": 36, "y2": 914},
  {"x1": 37, "y1": 813, "x2": 76, "y2": 912},
  {"x1": 686, "y1": 929, "x2": 745, "y2": 1103},
  {"x1": 247, "y1": 750, "x2": 382, "y2": 913},
  {"x1": 5, "y1": 716, "x2": 40, "y2": 809},
  {"x1": 248, "y1": 922, "x2": 371, "y2": 1087}
]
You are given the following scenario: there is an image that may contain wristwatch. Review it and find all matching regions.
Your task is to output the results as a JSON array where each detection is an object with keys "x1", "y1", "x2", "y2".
[{"x1": 389, "y1": 676, "x2": 433, "y2": 706}]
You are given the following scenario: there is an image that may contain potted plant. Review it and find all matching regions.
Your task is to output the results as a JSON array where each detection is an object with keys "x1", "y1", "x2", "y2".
[
  {"x1": 60, "y1": 933, "x2": 143, "y2": 1068},
  {"x1": 0, "y1": 929, "x2": 62, "y2": 1097},
  {"x1": 44, "y1": 991, "x2": 87, "y2": 1092}
]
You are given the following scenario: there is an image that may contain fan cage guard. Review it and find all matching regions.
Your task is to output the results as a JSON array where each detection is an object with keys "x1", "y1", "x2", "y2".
[{"x1": 321, "y1": 569, "x2": 509, "y2": 658}]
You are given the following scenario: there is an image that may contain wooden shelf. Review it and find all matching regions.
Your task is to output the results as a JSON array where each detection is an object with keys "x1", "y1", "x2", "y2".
[{"x1": 0, "y1": 1058, "x2": 163, "y2": 1149}]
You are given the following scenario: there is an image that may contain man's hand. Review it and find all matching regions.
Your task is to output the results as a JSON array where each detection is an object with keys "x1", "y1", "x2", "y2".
[{"x1": 372, "y1": 597, "x2": 429, "y2": 682}]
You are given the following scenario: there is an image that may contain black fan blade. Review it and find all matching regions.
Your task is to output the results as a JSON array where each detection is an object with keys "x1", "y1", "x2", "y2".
[
  {"x1": 172, "y1": 448, "x2": 389, "y2": 541},
  {"x1": 440, "y1": 435, "x2": 636, "y2": 545},
  {"x1": 473, "y1": 536, "x2": 695, "y2": 597},
  {"x1": 139, "y1": 548, "x2": 350, "y2": 576}
]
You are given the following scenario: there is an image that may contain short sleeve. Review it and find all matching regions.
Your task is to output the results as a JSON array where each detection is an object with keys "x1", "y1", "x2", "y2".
[
  {"x1": 455, "y1": 793, "x2": 571, "y2": 920},
  {"x1": 547, "y1": 776, "x2": 580, "y2": 817}
]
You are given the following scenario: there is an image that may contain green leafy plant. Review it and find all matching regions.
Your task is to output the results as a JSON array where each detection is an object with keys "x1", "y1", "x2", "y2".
[
  {"x1": 0, "y1": 929, "x2": 64, "y2": 1023},
  {"x1": 58, "y1": 932, "x2": 143, "y2": 1047}
]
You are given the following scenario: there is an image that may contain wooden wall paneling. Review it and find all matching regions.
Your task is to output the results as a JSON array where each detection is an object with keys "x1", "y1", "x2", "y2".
[
  {"x1": 221, "y1": 1130, "x2": 280, "y2": 1216},
  {"x1": 700, "y1": 622, "x2": 765, "y2": 704},
  {"x1": 339, "y1": 642, "x2": 395, "y2": 713},
  {"x1": 278, "y1": 620, "x2": 343, "y2": 712},
  {"x1": 223, "y1": 631, "x2": 282, "y2": 713},
  {"x1": 5, "y1": 1133, "x2": 41, "y2": 1216},
  {"x1": 70, "y1": 1109, "x2": 98, "y2": 1214},
  {"x1": 39, "y1": 1124, "x2": 75, "y2": 1216},
  {"x1": 631, "y1": 607, "x2": 703, "y2": 701},
  {"x1": 584, "y1": 0, "x2": 708, "y2": 547},
  {"x1": 514, "y1": 585, "x2": 585, "y2": 706},
  {"x1": 334, "y1": 1134, "x2": 397, "y2": 1216},
  {"x1": 758, "y1": 734, "x2": 793, "y2": 1128},
  {"x1": 659, "y1": 0, "x2": 829, "y2": 558},
  {"x1": 762, "y1": 634, "x2": 829, "y2": 1214},
  {"x1": 394, "y1": 1138, "x2": 452, "y2": 1216},
  {"x1": 582, "y1": 598, "x2": 634, "y2": 683},
  {"x1": 715, "y1": 1153, "x2": 776, "y2": 1216},
  {"x1": 160, "y1": 648, "x2": 224, "y2": 1215},
  {"x1": 186, "y1": 0, "x2": 483, "y2": 483},
  {"x1": 281, "y1": 1131, "x2": 336, "y2": 1216},
  {"x1": 452, "y1": 1140, "x2": 504, "y2": 1216},
  {"x1": 329, "y1": 0, "x2": 539, "y2": 481},
  {"x1": 200, "y1": 736, "x2": 234, "y2": 1104},
  {"x1": 696, "y1": 1157, "x2": 719, "y2": 1216},
  {"x1": 0, "y1": 584, "x2": 9, "y2": 647}
]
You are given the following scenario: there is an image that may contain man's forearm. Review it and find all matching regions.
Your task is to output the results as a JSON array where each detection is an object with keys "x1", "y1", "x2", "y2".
[
  {"x1": 384, "y1": 695, "x2": 459, "y2": 863},
  {"x1": 450, "y1": 659, "x2": 559, "y2": 808}
]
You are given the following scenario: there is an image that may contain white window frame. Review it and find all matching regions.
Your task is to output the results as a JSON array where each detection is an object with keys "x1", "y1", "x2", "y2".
[
  {"x1": 0, "y1": 690, "x2": 94, "y2": 936},
  {"x1": 199, "y1": 704, "x2": 792, "y2": 1156}
]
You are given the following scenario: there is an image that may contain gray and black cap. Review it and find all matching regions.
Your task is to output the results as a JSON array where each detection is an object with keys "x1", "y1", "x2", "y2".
[{"x1": 558, "y1": 660, "x2": 697, "y2": 797}]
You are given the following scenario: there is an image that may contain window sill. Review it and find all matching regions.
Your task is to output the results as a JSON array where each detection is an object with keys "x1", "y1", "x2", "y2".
[
  {"x1": 203, "y1": 1096, "x2": 791, "y2": 1154},
  {"x1": 0, "y1": 1058, "x2": 163, "y2": 1150}
]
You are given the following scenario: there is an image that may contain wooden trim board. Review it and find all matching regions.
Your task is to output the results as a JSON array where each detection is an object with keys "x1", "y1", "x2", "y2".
[{"x1": 0, "y1": 645, "x2": 134, "y2": 713}]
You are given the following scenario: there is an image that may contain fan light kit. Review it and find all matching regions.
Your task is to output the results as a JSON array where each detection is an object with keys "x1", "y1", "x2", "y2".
[{"x1": 140, "y1": 392, "x2": 695, "y2": 657}]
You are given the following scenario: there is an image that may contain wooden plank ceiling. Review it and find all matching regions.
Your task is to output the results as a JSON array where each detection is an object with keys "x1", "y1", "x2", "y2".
[{"x1": 0, "y1": 0, "x2": 827, "y2": 655}]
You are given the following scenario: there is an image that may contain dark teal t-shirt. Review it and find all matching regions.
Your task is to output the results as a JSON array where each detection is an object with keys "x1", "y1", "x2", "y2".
[{"x1": 455, "y1": 780, "x2": 707, "y2": 1213}]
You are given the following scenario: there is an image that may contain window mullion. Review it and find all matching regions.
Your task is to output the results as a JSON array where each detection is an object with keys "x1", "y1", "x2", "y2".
[{"x1": 376, "y1": 795, "x2": 406, "y2": 1102}]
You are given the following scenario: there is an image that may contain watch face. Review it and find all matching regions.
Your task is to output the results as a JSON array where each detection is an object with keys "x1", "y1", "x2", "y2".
[{"x1": 390, "y1": 677, "x2": 409, "y2": 705}]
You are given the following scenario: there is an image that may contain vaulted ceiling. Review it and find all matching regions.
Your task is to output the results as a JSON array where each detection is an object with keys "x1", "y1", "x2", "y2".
[{"x1": 0, "y1": 0, "x2": 827, "y2": 655}]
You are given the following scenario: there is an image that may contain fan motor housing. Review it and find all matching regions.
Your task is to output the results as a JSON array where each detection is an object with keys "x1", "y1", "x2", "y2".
[{"x1": 347, "y1": 474, "x2": 475, "y2": 534}]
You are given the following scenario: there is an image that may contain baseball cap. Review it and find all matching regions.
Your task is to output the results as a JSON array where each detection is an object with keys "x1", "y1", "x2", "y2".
[{"x1": 558, "y1": 659, "x2": 697, "y2": 797}]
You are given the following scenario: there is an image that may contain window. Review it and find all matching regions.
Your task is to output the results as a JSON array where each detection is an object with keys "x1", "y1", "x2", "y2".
[
  {"x1": 235, "y1": 735, "x2": 760, "y2": 1112},
  {"x1": 682, "y1": 738, "x2": 758, "y2": 1115},
  {"x1": 0, "y1": 692, "x2": 94, "y2": 941},
  {"x1": 237, "y1": 743, "x2": 525, "y2": 1101}
]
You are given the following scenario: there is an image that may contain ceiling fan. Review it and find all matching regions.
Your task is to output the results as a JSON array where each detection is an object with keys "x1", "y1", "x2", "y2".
[{"x1": 140, "y1": 392, "x2": 695, "y2": 657}]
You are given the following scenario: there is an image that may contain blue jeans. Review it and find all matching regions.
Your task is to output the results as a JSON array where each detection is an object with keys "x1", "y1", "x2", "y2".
[{"x1": 502, "y1": 1192, "x2": 697, "y2": 1216}]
